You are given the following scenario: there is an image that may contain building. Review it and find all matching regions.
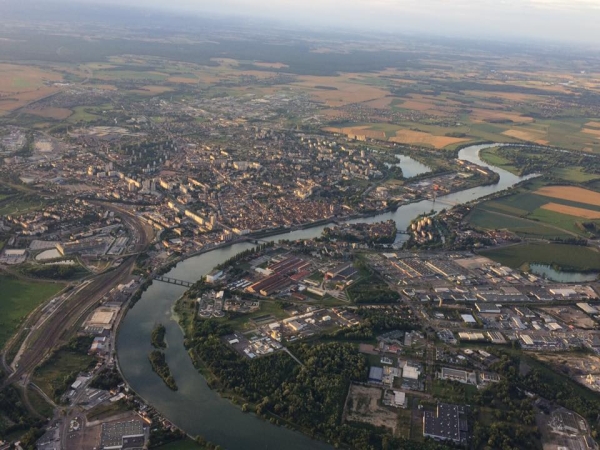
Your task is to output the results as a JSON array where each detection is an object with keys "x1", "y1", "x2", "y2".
[
  {"x1": 423, "y1": 403, "x2": 468, "y2": 443},
  {"x1": 206, "y1": 270, "x2": 224, "y2": 283},
  {"x1": 402, "y1": 365, "x2": 421, "y2": 380},
  {"x1": 392, "y1": 391, "x2": 407, "y2": 408},
  {"x1": 578, "y1": 303, "x2": 598, "y2": 315},
  {"x1": 479, "y1": 372, "x2": 501, "y2": 385},
  {"x1": 487, "y1": 331, "x2": 507, "y2": 344},
  {"x1": 100, "y1": 420, "x2": 145, "y2": 450},
  {"x1": 440, "y1": 367, "x2": 469, "y2": 384},
  {"x1": 369, "y1": 366, "x2": 384, "y2": 383},
  {"x1": 475, "y1": 303, "x2": 501, "y2": 314},
  {"x1": 461, "y1": 314, "x2": 477, "y2": 324}
]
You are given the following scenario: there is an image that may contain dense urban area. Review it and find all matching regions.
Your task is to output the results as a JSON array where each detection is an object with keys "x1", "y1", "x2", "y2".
[{"x1": 0, "y1": 3, "x2": 600, "y2": 450}]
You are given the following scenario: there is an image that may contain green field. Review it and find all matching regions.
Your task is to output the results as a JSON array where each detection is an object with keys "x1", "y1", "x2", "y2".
[
  {"x1": 32, "y1": 348, "x2": 96, "y2": 401},
  {"x1": 480, "y1": 148, "x2": 520, "y2": 175},
  {"x1": 0, "y1": 195, "x2": 47, "y2": 215},
  {"x1": 551, "y1": 167, "x2": 600, "y2": 183},
  {"x1": 468, "y1": 208, "x2": 573, "y2": 239},
  {"x1": 480, "y1": 243, "x2": 600, "y2": 272},
  {"x1": 96, "y1": 69, "x2": 168, "y2": 82},
  {"x1": 26, "y1": 386, "x2": 54, "y2": 418},
  {"x1": 225, "y1": 300, "x2": 288, "y2": 330},
  {"x1": 468, "y1": 186, "x2": 600, "y2": 238},
  {"x1": 67, "y1": 106, "x2": 101, "y2": 123},
  {"x1": 0, "y1": 276, "x2": 64, "y2": 350}
]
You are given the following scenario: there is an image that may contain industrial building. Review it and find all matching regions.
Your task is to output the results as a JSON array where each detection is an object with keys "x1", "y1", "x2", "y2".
[
  {"x1": 100, "y1": 420, "x2": 145, "y2": 450},
  {"x1": 439, "y1": 367, "x2": 476, "y2": 384},
  {"x1": 369, "y1": 366, "x2": 384, "y2": 383},
  {"x1": 423, "y1": 403, "x2": 468, "y2": 443}
]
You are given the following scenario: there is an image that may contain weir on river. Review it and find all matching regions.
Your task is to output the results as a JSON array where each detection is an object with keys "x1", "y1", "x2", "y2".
[{"x1": 116, "y1": 144, "x2": 532, "y2": 450}]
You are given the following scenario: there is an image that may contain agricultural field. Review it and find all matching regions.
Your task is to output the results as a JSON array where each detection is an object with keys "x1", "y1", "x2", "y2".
[
  {"x1": 1, "y1": 44, "x2": 599, "y2": 153},
  {"x1": 535, "y1": 186, "x2": 600, "y2": 207},
  {"x1": 480, "y1": 243, "x2": 600, "y2": 272},
  {"x1": 468, "y1": 183, "x2": 600, "y2": 238},
  {"x1": 0, "y1": 275, "x2": 64, "y2": 350},
  {"x1": 0, "y1": 63, "x2": 63, "y2": 114}
]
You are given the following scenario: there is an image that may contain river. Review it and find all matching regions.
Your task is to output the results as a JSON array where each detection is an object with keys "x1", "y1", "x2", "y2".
[{"x1": 116, "y1": 143, "x2": 531, "y2": 449}]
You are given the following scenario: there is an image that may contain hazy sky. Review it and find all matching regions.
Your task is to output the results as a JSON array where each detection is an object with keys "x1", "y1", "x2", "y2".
[{"x1": 62, "y1": 0, "x2": 600, "y2": 43}]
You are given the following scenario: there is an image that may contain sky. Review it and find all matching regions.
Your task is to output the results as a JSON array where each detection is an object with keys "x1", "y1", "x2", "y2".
[{"x1": 33, "y1": 0, "x2": 600, "y2": 43}]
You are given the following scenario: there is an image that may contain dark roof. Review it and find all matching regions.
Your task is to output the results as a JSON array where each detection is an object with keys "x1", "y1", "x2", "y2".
[{"x1": 423, "y1": 403, "x2": 462, "y2": 442}]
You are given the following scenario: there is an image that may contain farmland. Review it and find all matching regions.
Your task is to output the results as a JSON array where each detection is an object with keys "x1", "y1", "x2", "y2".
[
  {"x1": 467, "y1": 178, "x2": 600, "y2": 239},
  {"x1": 480, "y1": 243, "x2": 600, "y2": 272},
  {"x1": 0, "y1": 275, "x2": 64, "y2": 350},
  {"x1": 0, "y1": 29, "x2": 599, "y2": 152},
  {"x1": 535, "y1": 186, "x2": 600, "y2": 207}
]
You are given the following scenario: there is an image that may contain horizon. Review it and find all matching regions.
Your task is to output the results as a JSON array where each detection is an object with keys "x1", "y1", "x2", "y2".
[{"x1": 1, "y1": 0, "x2": 600, "y2": 46}]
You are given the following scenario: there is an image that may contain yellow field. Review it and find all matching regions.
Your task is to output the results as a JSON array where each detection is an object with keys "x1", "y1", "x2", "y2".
[
  {"x1": 323, "y1": 126, "x2": 386, "y2": 140},
  {"x1": 502, "y1": 128, "x2": 548, "y2": 145},
  {"x1": 363, "y1": 97, "x2": 394, "y2": 109},
  {"x1": 389, "y1": 130, "x2": 468, "y2": 148},
  {"x1": 535, "y1": 186, "x2": 600, "y2": 207},
  {"x1": 582, "y1": 128, "x2": 600, "y2": 137},
  {"x1": 293, "y1": 75, "x2": 389, "y2": 107},
  {"x1": 585, "y1": 121, "x2": 600, "y2": 129},
  {"x1": 22, "y1": 107, "x2": 72, "y2": 119},
  {"x1": 541, "y1": 203, "x2": 600, "y2": 219},
  {"x1": 0, "y1": 86, "x2": 60, "y2": 112},
  {"x1": 471, "y1": 109, "x2": 534, "y2": 124},
  {"x1": 0, "y1": 64, "x2": 63, "y2": 112}
]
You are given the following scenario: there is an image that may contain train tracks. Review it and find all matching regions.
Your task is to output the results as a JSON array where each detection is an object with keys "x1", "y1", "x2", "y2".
[{"x1": 2, "y1": 205, "x2": 152, "y2": 389}]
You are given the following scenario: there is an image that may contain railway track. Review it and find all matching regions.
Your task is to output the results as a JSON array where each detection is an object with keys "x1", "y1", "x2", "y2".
[{"x1": 2, "y1": 205, "x2": 152, "y2": 389}]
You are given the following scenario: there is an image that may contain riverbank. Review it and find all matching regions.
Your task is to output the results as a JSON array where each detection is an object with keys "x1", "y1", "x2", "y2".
[{"x1": 115, "y1": 143, "x2": 531, "y2": 450}]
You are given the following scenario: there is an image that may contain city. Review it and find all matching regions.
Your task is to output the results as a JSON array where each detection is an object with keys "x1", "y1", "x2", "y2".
[{"x1": 0, "y1": 1, "x2": 599, "y2": 450}]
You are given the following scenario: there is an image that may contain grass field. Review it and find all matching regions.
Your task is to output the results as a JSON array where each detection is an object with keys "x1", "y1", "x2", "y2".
[
  {"x1": 468, "y1": 208, "x2": 573, "y2": 239},
  {"x1": 224, "y1": 300, "x2": 288, "y2": 330},
  {"x1": 0, "y1": 276, "x2": 64, "y2": 350},
  {"x1": 468, "y1": 184, "x2": 600, "y2": 238},
  {"x1": 67, "y1": 106, "x2": 101, "y2": 123},
  {"x1": 0, "y1": 194, "x2": 48, "y2": 215},
  {"x1": 480, "y1": 243, "x2": 600, "y2": 272},
  {"x1": 479, "y1": 148, "x2": 520, "y2": 175},
  {"x1": 26, "y1": 386, "x2": 54, "y2": 418},
  {"x1": 32, "y1": 349, "x2": 96, "y2": 401},
  {"x1": 551, "y1": 167, "x2": 600, "y2": 183}
]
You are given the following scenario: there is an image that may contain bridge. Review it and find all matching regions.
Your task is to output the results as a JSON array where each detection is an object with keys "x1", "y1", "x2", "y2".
[{"x1": 154, "y1": 276, "x2": 195, "y2": 287}]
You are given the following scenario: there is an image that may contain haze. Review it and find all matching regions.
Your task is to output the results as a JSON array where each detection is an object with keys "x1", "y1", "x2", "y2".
[{"x1": 51, "y1": 0, "x2": 600, "y2": 44}]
